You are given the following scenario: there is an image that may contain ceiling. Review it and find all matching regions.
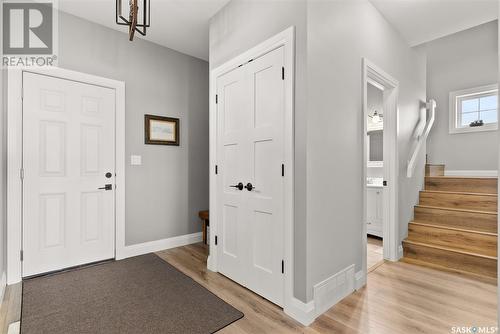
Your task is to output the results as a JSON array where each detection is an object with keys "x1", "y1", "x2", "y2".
[
  {"x1": 59, "y1": 0, "x2": 230, "y2": 61},
  {"x1": 60, "y1": 0, "x2": 499, "y2": 60},
  {"x1": 369, "y1": 0, "x2": 499, "y2": 46}
]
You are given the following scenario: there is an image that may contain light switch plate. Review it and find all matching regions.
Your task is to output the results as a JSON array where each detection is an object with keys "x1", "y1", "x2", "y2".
[{"x1": 130, "y1": 155, "x2": 142, "y2": 166}]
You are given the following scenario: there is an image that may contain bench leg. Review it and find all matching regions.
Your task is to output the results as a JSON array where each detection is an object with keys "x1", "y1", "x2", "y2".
[{"x1": 202, "y1": 221, "x2": 207, "y2": 244}]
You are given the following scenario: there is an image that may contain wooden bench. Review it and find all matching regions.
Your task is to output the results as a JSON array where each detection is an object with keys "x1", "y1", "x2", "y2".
[{"x1": 198, "y1": 210, "x2": 209, "y2": 244}]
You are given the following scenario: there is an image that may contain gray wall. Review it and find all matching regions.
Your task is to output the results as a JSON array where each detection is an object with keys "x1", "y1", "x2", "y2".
[
  {"x1": 423, "y1": 21, "x2": 498, "y2": 171},
  {"x1": 306, "y1": 0, "x2": 426, "y2": 301},
  {"x1": 0, "y1": 69, "x2": 5, "y2": 288},
  {"x1": 0, "y1": 1, "x2": 6, "y2": 289},
  {"x1": 209, "y1": 0, "x2": 309, "y2": 301},
  {"x1": 58, "y1": 12, "x2": 209, "y2": 246},
  {"x1": 369, "y1": 131, "x2": 383, "y2": 162}
]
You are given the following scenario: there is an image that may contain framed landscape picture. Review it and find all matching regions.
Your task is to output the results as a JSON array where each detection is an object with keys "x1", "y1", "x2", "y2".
[{"x1": 144, "y1": 115, "x2": 179, "y2": 146}]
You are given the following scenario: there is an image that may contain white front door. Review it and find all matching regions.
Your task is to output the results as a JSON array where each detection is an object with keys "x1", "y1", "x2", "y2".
[
  {"x1": 216, "y1": 46, "x2": 285, "y2": 306},
  {"x1": 22, "y1": 72, "x2": 116, "y2": 277}
]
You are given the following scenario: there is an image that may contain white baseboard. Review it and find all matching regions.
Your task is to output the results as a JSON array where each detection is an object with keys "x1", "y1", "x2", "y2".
[
  {"x1": 398, "y1": 244, "x2": 404, "y2": 259},
  {"x1": 313, "y1": 264, "x2": 355, "y2": 317},
  {"x1": 117, "y1": 232, "x2": 202, "y2": 259},
  {"x1": 206, "y1": 255, "x2": 216, "y2": 272},
  {"x1": 355, "y1": 270, "x2": 366, "y2": 290},
  {"x1": 284, "y1": 265, "x2": 357, "y2": 326},
  {"x1": 444, "y1": 170, "x2": 498, "y2": 177},
  {"x1": 284, "y1": 297, "x2": 316, "y2": 326},
  {"x1": 7, "y1": 321, "x2": 20, "y2": 334}
]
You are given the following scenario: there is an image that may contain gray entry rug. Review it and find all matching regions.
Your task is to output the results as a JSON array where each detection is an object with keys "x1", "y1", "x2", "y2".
[{"x1": 21, "y1": 254, "x2": 243, "y2": 334}]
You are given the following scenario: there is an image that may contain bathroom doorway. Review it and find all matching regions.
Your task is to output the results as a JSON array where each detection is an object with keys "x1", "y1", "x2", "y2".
[
  {"x1": 366, "y1": 81, "x2": 385, "y2": 271},
  {"x1": 361, "y1": 59, "x2": 400, "y2": 284}
]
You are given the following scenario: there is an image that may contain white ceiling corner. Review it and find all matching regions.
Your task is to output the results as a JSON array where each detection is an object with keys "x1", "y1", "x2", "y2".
[{"x1": 369, "y1": 0, "x2": 499, "y2": 46}]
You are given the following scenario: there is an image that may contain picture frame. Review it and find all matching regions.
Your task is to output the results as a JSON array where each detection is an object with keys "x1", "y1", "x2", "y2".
[{"x1": 144, "y1": 114, "x2": 179, "y2": 146}]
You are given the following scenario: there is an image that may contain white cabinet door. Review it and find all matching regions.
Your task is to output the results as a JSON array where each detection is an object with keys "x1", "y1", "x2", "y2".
[
  {"x1": 367, "y1": 188, "x2": 383, "y2": 237},
  {"x1": 23, "y1": 72, "x2": 116, "y2": 277},
  {"x1": 216, "y1": 46, "x2": 285, "y2": 306},
  {"x1": 374, "y1": 190, "x2": 383, "y2": 223}
]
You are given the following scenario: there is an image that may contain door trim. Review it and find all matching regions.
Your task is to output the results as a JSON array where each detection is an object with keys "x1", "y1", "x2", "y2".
[
  {"x1": 360, "y1": 59, "x2": 400, "y2": 288},
  {"x1": 7, "y1": 67, "x2": 126, "y2": 284},
  {"x1": 208, "y1": 27, "x2": 295, "y2": 311}
]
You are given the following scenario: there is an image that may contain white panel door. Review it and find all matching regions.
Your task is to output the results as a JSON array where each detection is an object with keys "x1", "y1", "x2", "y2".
[
  {"x1": 216, "y1": 46, "x2": 285, "y2": 306},
  {"x1": 23, "y1": 72, "x2": 116, "y2": 277},
  {"x1": 216, "y1": 64, "x2": 250, "y2": 286}
]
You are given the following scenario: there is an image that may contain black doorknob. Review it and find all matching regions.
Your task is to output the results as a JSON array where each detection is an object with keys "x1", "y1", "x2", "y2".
[
  {"x1": 245, "y1": 183, "x2": 254, "y2": 191},
  {"x1": 230, "y1": 182, "x2": 244, "y2": 191},
  {"x1": 98, "y1": 184, "x2": 113, "y2": 191}
]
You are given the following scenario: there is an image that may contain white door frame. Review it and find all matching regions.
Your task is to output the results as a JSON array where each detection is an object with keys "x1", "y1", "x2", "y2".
[
  {"x1": 361, "y1": 58, "x2": 400, "y2": 285},
  {"x1": 7, "y1": 67, "x2": 126, "y2": 284},
  {"x1": 208, "y1": 27, "x2": 295, "y2": 310}
]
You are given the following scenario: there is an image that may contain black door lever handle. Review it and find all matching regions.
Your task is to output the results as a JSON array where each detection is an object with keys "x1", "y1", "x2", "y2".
[
  {"x1": 98, "y1": 184, "x2": 113, "y2": 190},
  {"x1": 229, "y1": 182, "x2": 244, "y2": 191}
]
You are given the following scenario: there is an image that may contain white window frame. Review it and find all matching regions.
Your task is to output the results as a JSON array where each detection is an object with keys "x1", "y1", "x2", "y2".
[{"x1": 449, "y1": 84, "x2": 498, "y2": 134}]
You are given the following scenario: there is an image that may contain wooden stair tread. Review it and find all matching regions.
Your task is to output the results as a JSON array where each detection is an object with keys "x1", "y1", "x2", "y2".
[
  {"x1": 425, "y1": 176, "x2": 497, "y2": 194},
  {"x1": 416, "y1": 205, "x2": 497, "y2": 215},
  {"x1": 414, "y1": 205, "x2": 497, "y2": 234},
  {"x1": 409, "y1": 221, "x2": 497, "y2": 237},
  {"x1": 425, "y1": 164, "x2": 445, "y2": 176},
  {"x1": 400, "y1": 258, "x2": 497, "y2": 285},
  {"x1": 418, "y1": 191, "x2": 497, "y2": 212},
  {"x1": 425, "y1": 176, "x2": 497, "y2": 180},
  {"x1": 421, "y1": 190, "x2": 497, "y2": 197},
  {"x1": 402, "y1": 240, "x2": 497, "y2": 260}
]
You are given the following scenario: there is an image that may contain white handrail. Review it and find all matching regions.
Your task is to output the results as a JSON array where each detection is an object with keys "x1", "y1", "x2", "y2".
[{"x1": 407, "y1": 99, "x2": 436, "y2": 178}]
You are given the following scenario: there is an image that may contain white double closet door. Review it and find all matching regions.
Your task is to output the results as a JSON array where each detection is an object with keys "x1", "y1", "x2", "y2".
[
  {"x1": 22, "y1": 72, "x2": 116, "y2": 277},
  {"x1": 216, "y1": 46, "x2": 285, "y2": 306}
]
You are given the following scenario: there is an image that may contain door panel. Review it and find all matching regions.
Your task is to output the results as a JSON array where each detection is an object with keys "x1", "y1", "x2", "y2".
[
  {"x1": 40, "y1": 120, "x2": 66, "y2": 176},
  {"x1": 216, "y1": 66, "x2": 249, "y2": 286},
  {"x1": 23, "y1": 72, "x2": 116, "y2": 277},
  {"x1": 216, "y1": 46, "x2": 285, "y2": 306},
  {"x1": 81, "y1": 124, "x2": 102, "y2": 175},
  {"x1": 246, "y1": 47, "x2": 284, "y2": 306},
  {"x1": 40, "y1": 193, "x2": 66, "y2": 248},
  {"x1": 80, "y1": 191, "x2": 103, "y2": 243}
]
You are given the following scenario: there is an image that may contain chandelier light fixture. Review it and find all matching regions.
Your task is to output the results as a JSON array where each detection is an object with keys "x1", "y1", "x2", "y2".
[{"x1": 116, "y1": 0, "x2": 150, "y2": 41}]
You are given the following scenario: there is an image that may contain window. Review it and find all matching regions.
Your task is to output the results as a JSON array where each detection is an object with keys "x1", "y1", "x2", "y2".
[{"x1": 449, "y1": 84, "x2": 498, "y2": 134}]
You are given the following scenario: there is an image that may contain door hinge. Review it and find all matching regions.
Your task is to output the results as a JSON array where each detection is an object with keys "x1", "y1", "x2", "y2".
[
  {"x1": 215, "y1": 236, "x2": 218, "y2": 245},
  {"x1": 20, "y1": 168, "x2": 24, "y2": 180},
  {"x1": 281, "y1": 164, "x2": 284, "y2": 177},
  {"x1": 383, "y1": 180, "x2": 387, "y2": 186},
  {"x1": 215, "y1": 165, "x2": 218, "y2": 175},
  {"x1": 281, "y1": 260, "x2": 284, "y2": 274},
  {"x1": 282, "y1": 67, "x2": 285, "y2": 80},
  {"x1": 215, "y1": 94, "x2": 218, "y2": 104},
  {"x1": 20, "y1": 250, "x2": 23, "y2": 261}
]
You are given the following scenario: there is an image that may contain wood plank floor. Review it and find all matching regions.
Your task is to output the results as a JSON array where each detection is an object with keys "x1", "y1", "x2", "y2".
[
  {"x1": 0, "y1": 243, "x2": 497, "y2": 333},
  {"x1": 367, "y1": 236, "x2": 384, "y2": 271}
]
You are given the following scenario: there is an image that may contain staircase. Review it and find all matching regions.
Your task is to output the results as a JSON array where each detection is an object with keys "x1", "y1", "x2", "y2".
[{"x1": 402, "y1": 164, "x2": 498, "y2": 281}]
